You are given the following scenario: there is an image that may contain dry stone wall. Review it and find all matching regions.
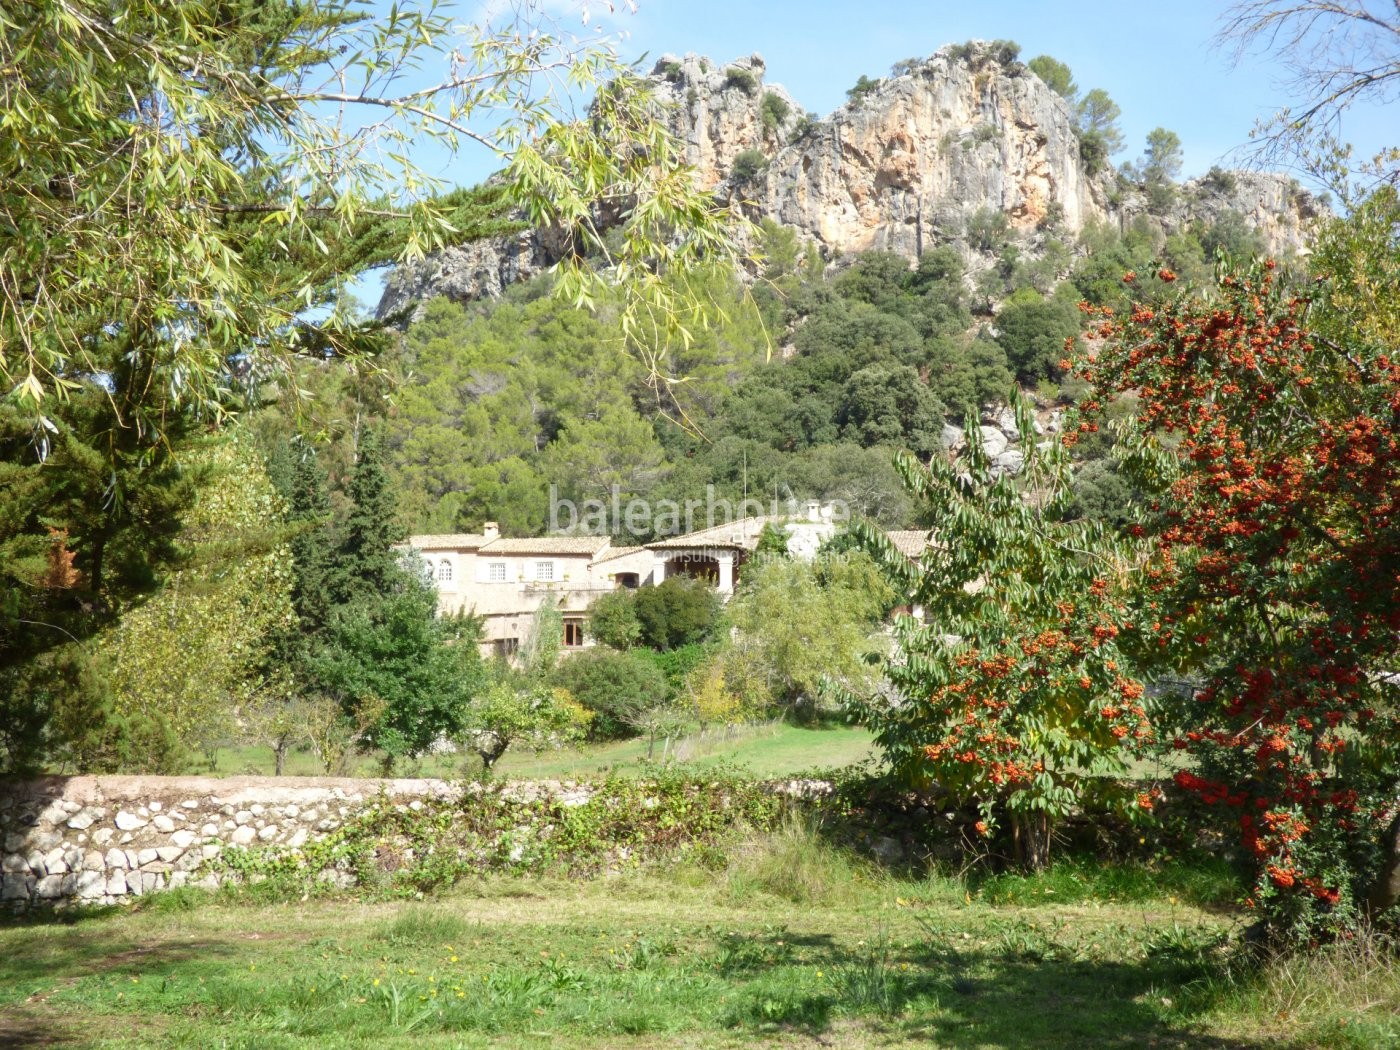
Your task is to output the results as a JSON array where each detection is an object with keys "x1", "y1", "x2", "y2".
[{"x1": 0, "y1": 776, "x2": 461, "y2": 911}]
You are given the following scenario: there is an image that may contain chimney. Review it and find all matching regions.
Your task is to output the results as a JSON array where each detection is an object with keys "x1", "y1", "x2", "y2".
[
  {"x1": 483, "y1": 522, "x2": 500, "y2": 541},
  {"x1": 804, "y1": 499, "x2": 822, "y2": 522}
]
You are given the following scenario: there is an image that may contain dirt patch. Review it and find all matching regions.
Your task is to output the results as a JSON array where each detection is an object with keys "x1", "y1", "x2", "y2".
[{"x1": 0, "y1": 1010, "x2": 73, "y2": 1048}]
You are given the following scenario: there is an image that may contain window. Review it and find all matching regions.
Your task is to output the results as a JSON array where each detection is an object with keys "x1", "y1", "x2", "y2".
[
  {"x1": 535, "y1": 560, "x2": 555, "y2": 582},
  {"x1": 564, "y1": 621, "x2": 584, "y2": 648},
  {"x1": 488, "y1": 562, "x2": 507, "y2": 582},
  {"x1": 437, "y1": 559, "x2": 453, "y2": 582}
]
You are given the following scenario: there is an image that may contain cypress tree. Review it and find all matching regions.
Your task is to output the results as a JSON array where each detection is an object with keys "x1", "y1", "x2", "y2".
[{"x1": 332, "y1": 428, "x2": 408, "y2": 606}]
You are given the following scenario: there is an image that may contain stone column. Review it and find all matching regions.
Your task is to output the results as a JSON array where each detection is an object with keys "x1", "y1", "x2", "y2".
[{"x1": 717, "y1": 550, "x2": 734, "y2": 595}]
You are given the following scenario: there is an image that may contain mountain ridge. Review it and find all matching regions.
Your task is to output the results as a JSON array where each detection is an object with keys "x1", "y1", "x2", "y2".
[{"x1": 377, "y1": 41, "x2": 1325, "y2": 319}]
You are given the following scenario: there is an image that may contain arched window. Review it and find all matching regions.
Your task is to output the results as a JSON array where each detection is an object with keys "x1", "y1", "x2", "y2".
[{"x1": 438, "y1": 559, "x2": 453, "y2": 582}]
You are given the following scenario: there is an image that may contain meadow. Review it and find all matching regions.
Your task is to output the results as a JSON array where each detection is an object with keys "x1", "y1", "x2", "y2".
[
  {"x1": 208, "y1": 722, "x2": 877, "y2": 782},
  {"x1": 2, "y1": 823, "x2": 1395, "y2": 1049}
]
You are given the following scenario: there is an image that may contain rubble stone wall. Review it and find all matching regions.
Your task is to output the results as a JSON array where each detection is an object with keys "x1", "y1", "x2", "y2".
[{"x1": 0, "y1": 776, "x2": 460, "y2": 910}]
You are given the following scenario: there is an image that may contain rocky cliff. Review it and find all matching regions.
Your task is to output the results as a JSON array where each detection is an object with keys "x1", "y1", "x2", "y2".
[
  {"x1": 672, "y1": 45, "x2": 1105, "y2": 256},
  {"x1": 377, "y1": 42, "x2": 1323, "y2": 318}
]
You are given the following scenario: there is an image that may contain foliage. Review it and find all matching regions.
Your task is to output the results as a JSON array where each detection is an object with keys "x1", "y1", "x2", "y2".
[
  {"x1": 1076, "y1": 88, "x2": 1125, "y2": 158},
  {"x1": 555, "y1": 648, "x2": 670, "y2": 740},
  {"x1": 1141, "y1": 127, "x2": 1185, "y2": 185},
  {"x1": 100, "y1": 437, "x2": 296, "y2": 766},
  {"x1": 215, "y1": 767, "x2": 786, "y2": 893},
  {"x1": 587, "y1": 589, "x2": 643, "y2": 650},
  {"x1": 1, "y1": 0, "x2": 744, "y2": 456},
  {"x1": 845, "y1": 75, "x2": 882, "y2": 105},
  {"x1": 994, "y1": 291, "x2": 1083, "y2": 382},
  {"x1": 0, "y1": 0, "x2": 747, "y2": 737},
  {"x1": 0, "y1": 645, "x2": 185, "y2": 776},
  {"x1": 520, "y1": 598, "x2": 564, "y2": 682},
  {"x1": 1220, "y1": 0, "x2": 1400, "y2": 192},
  {"x1": 760, "y1": 91, "x2": 791, "y2": 133},
  {"x1": 726, "y1": 550, "x2": 891, "y2": 717},
  {"x1": 636, "y1": 643, "x2": 711, "y2": 696},
  {"x1": 633, "y1": 577, "x2": 721, "y2": 651},
  {"x1": 310, "y1": 588, "x2": 487, "y2": 763},
  {"x1": 851, "y1": 400, "x2": 1154, "y2": 869},
  {"x1": 723, "y1": 66, "x2": 759, "y2": 96},
  {"x1": 731, "y1": 149, "x2": 769, "y2": 184},
  {"x1": 1077, "y1": 245, "x2": 1400, "y2": 940},
  {"x1": 965, "y1": 208, "x2": 1010, "y2": 252},
  {"x1": 755, "y1": 523, "x2": 791, "y2": 558},
  {"x1": 538, "y1": 405, "x2": 670, "y2": 514},
  {"x1": 462, "y1": 678, "x2": 590, "y2": 770},
  {"x1": 1027, "y1": 55, "x2": 1078, "y2": 103}
]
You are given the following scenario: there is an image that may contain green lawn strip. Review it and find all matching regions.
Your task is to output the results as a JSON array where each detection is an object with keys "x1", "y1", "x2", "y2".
[{"x1": 206, "y1": 723, "x2": 876, "y2": 782}]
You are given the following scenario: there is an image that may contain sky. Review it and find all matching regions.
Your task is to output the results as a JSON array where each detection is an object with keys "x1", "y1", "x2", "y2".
[{"x1": 349, "y1": 0, "x2": 1393, "y2": 305}]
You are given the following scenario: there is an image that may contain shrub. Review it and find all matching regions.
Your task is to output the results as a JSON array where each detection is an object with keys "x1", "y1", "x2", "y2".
[
  {"x1": 637, "y1": 642, "x2": 708, "y2": 694},
  {"x1": 965, "y1": 207, "x2": 1009, "y2": 251},
  {"x1": 1078, "y1": 128, "x2": 1109, "y2": 175},
  {"x1": 1202, "y1": 165, "x2": 1237, "y2": 194},
  {"x1": 993, "y1": 292, "x2": 1082, "y2": 382},
  {"x1": 731, "y1": 148, "x2": 768, "y2": 184},
  {"x1": 587, "y1": 589, "x2": 641, "y2": 649},
  {"x1": 658, "y1": 60, "x2": 682, "y2": 82},
  {"x1": 759, "y1": 91, "x2": 790, "y2": 133},
  {"x1": 845, "y1": 75, "x2": 881, "y2": 105},
  {"x1": 633, "y1": 576, "x2": 720, "y2": 650},
  {"x1": 723, "y1": 66, "x2": 758, "y2": 97},
  {"x1": 555, "y1": 648, "x2": 669, "y2": 739}
]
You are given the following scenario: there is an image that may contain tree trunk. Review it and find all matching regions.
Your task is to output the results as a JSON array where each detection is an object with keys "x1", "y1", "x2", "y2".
[
  {"x1": 474, "y1": 730, "x2": 507, "y2": 772},
  {"x1": 1012, "y1": 812, "x2": 1052, "y2": 872},
  {"x1": 274, "y1": 742, "x2": 288, "y2": 776},
  {"x1": 1365, "y1": 812, "x2": 1400, "y2": 919}
]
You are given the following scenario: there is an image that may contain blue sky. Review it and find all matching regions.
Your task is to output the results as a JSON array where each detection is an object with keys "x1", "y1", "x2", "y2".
[
  {"x1": 463, "y1": 0, "x2": 1389, "y2": 177},
  {"x1": 615, "y1": 0, "x2": 1274, "y2": 175}
]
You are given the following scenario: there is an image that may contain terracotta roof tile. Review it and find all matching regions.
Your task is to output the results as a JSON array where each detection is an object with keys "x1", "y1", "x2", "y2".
[
  {"x1": 593, "y1": 545, "x2": 647, "y2": 564},
  {"x1": 479, "y1": 536, "x2": 613, "y2": 555},
  {"x1": 885, "y1": 529, "x2": 935, "y2": 558},
  {"x1": 407, "y1": 533, "x2": 487, "y2": 550},
  {"x1": 646, "y1": 516, "x2": 779, "y2": 551}
]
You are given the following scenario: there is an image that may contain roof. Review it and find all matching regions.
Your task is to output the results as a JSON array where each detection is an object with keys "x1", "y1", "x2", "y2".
[
  {"x1": 593, "y1": 545, "x2": 647, "y2": 565},
  {"x1": 884, "y1": 529, "x2": 935, "y2": 558},
  {"x1": 646, "y1": 516, "x2": 780, "y2": 551},
  {"x1": 408, "y1": 534, "x2": 487, "y2": 551},
  {"x1": 479, "y1": 536, "x2": 613, "y2": 556}
]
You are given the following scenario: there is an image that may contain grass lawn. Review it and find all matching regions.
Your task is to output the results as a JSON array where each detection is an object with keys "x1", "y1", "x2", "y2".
[
  {"x1": 1, "y1": 830, "x2": 1395, "y2": 1049},
  {"x1": 207, "y1": 722, "x2": 876, "y2": 782}
]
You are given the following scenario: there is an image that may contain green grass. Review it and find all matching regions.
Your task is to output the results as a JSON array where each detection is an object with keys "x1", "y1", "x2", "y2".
[
  {"x1": 206, "y1": 722, "x2": 876, "y2": 782},
  {"x1": 1, "y1": 832, "x2": 1395, "y2": 1048}
]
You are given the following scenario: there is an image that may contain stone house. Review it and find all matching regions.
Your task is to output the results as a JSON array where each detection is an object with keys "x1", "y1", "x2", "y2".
[{"x1": 408, "y1": 502, "x2": 920, "y2": 658}]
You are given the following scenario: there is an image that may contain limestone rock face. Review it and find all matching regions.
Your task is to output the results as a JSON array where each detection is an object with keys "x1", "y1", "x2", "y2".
[
  {"x1": 1178, "y1": 169, "x2": 1322, "y2": 258},
  {"x1": 648, "y1": 53, "x2": 803, "y2": 191},
  {"x1": 744, "y1": 46, "x2": 1104, "y2": 258},
  {"x1": 377, "y1": 230, "x2": 548, "y2": 321},
  {"x1": 376, "y1": 42, "x2": 1324, "y2": 317}
]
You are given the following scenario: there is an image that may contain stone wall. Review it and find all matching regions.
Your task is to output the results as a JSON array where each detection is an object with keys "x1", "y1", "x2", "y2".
[{"x1": 0, "y1": 776, "x2": 461, "y2": 911}]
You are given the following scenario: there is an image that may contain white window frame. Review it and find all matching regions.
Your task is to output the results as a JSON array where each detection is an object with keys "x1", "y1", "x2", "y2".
[
  {"x1": 437, "y1": 559, "x2": 453, "y2": 583},
  {"x1": 535, "y1": 560, "x2": 555, "y2": 582},
  {"x1": 488, "y1": 562, "x2": 507, "y2": 582}
]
